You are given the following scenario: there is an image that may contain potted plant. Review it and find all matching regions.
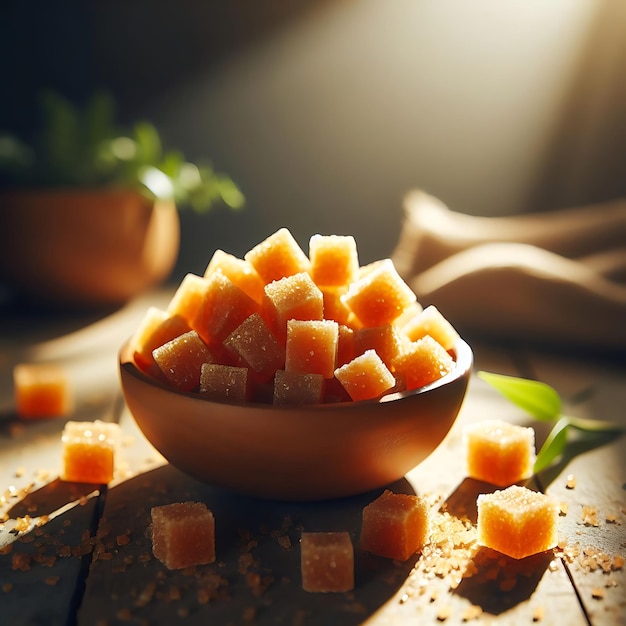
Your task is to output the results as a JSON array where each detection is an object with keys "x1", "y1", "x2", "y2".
[{"x1": 0, "y1": 91, "x2": 244, "y2": 308}]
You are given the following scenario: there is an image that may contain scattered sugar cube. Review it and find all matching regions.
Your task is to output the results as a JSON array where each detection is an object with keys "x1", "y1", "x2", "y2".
[
  {"x1": 477, "y1": 485, "x2": 559, "y2": 559},
  {"x1": 360, "y1": 489, "x2": 429, "y2": 561},
  {"x1": 300, "y1": 531, "x2": 354, "y2": 592},
  {"x1": 285, "y1": 319, "x2": 339, "y2": 379},
  {"x1": 464, "y1": 419, "x2": 536, "y2": 486},
  {"x1": 392, "y1": 335, "x2": 453, "y2": 390},
  {"x1": 400, "y1": 305, "x2": 460, "y2": 351},
  {"x1": 61, "y1": 420, "x2": 120, "y2": 484},
  {"x1": 151, "y1": 501, "x2": 215, "y2": 570},
  {"x1": 342, "y1": 258, "x2": 416, "y2": 327},
  {"x1": 14, "y1": 363, "x2": 73, "y2": 419},
  {"x1": 273, "y1": 369, "x2": 324, "y2": 405},
  {"x1": 200, "y1": 363, "x2": 249, "y2": 402},
  {"x1": 223, "y1": 313, "x2": 285, "y2": 381},
  {"x1": 244, "y1": 227, "x2": 311, "y2": 284},
  {"x1": 334, "y1": 350, "x2": 396, "y2": 401},
  {"x1": 263, "y1": 272, "x2": 324, "y2": 341},
  {"x1": 309, "y1": 234, "x2": 359, "y2": 288},
  {"x1": 153, "y1": 330, "x2": 217, "y2": 392}
]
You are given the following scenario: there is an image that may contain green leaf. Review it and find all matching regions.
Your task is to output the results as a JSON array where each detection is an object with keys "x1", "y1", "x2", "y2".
[
  {"x1": 534, "y1": 417, "x2": 570, "y2": 473},
  {"x1": 567, "y1": 415, "x2": 623, "y2": 434},
  {"x1": 133, "y1": 122, "x2": 162, "y2": 165},
  {"x1": 478, "y1": 371, "x2": 561, "y2": 421},
  {"x1": 39, "y1": 91, "x2": 81, "y2": 183}
]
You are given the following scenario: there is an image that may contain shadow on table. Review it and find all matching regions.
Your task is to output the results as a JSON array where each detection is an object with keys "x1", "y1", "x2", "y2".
[
  {"x1": 78, "y1": 464, "x2": 420, "y2": 626},
  {"x1": 443, "y1": 477, "x2": 551, "y2": 616}
]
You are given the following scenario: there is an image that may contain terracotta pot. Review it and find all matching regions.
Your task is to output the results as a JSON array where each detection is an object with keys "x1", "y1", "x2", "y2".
[{"x1": 0, "y1": 189, "x2": 180, "y2": 308}]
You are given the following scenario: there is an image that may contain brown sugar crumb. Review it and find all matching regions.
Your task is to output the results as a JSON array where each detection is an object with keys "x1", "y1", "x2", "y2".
[
  {"x1": 246, "y1": 571, "x2": 274, "y2": 597},
  {"x1": 242, "y1": 606, "x2": 257, "y2": 622},
  {"x1": 532, "y1": 605, "x2": 545, "y2": 622},
  {"x1": 612, "y1": 555, "x2": 624, "y2": 570},
  {"x1": 0, "y1": 544, "x2": 13, "y2": 555},
  {"x1": 605, "y1": 513, "x2": 620, "y2": 524},
  {"x1": 591, "y1": 587, "x2": 605, "y2": 600},
  {"x1": 581, "y1": 506, "x2": 599, "y2": 527},
  {"x1": 168, "y1": 585, "x2": 181, "y2": 601},
  {"x1": 558, "y1": 502, "x2": 568, "y2": 516},
  {"x1": 566, "y1": 474, "x2": 576, "y2": 489},
  {"x1": 116, "y1": 533, "x2": 131, "y2": 546},
  {"x1": 45, "y1": 576, "x2": 60, "y2": 586},
  {"x1": 436, "y1": 605, "x2": 452, "y2": 621},
  {"x1": 135, "y1": 582, "x2": 156, "y2": 608},
  {"x1": 2, "y1": 583, "x2": 13, "y2": 593},
  {"x1": 11, "y1": 552, "x2": 31, "y2": 571},
  {"x1": 15, "y1": 515, "x2": 32, "y2": 533},
  {"x1": 499, "y1": 576, "x2": 517, "y2": 592},
  {"x1": 115, "y1": 607, "x2": 133, "y2": 621},
  {"x1": 58, "y1": 545, "x2": 72, "y2": 558},
  {"x1": 462, "y1": 604, "x2": 482, "y2": 621}
]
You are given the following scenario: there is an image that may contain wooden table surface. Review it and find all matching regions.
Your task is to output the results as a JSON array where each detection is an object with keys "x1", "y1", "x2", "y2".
[{"x1": 0, "y1": 288, "x2": 624, "y2": 626}]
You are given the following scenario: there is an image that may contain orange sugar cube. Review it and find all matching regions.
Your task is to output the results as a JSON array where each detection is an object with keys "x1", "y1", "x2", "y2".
[
  {"x1": 262, "y1": 272, "x2": 324, "y2": 342},
  {"x1": 392, "y1": 335, "x2": 453, "y2": 391},
  {"x1": 151, "y1": 501, "x2": 216, "y2": 570},
  {"x1": 130, "y1": 307, "x2": 190, "y2": 375},
  {"x1": 200, "y1": 363, "x2": 250, "y2": 402},
  {"x1": 464, "y1": 420, "x2": 536, "y2": 487},
  {"x1": 334, "y1": 349, "x2": 396, "y2": 401},
  {"x1": 360, "y1": 490, "x2": 429, "y2": 561},
  {"x1": 309, "y1": 234, "x2": 359, "y2": 288},
  {"x1": 342, "y1": 258, "x2": 416, "y2": 327},
  {"x1": 153, "y1": 330, "x2": 217, "y2": 392},
  {"x1": 194, "y1": 271, "x2": 260, "y2": 346},
  {"x1": 204, "y1": 249, "x2": 265, "y2": 304},
  {"x1": 223, "y1": 313, "x2": 285, "y2": 381},
  {"x1": 477, "y1": 485, "x2": 559, "y2": 559},
  {"x1": 244, "y1": 227, "x2": 311, "y2": 285},
  {"x1": 300, "y1": 532, "x2": 354, "y2": 593},
  {"x1": 166, "y1": 273, "x2": 210, "y2": 328},
  {"x1": 285, "y1": 319, "x2": 339, "y2": 379},
  {"x1": 354, "y1": 324, "x2": 404, "y2": 370},
  {"x1": 320, "y1": 286, "x2": 354, "y2": 326},
  {"x1": 273, "y1": 369, "x2": 324, "y2": 405},
  {"x1": 393, "y1": 301, "x2": 424, "y2": 329},
  {"x1": 14, "y1": 363, "x2": 73, "y2": 418},
  {"x1": 336, "y1": 324, "x2": 357, "y2": 367},
  {"x1": 61, "y1": 420, "x2": 120, "y2": 484},
  {"x1": 400, "y1": 305, "x2": 460, "y2": 351}
]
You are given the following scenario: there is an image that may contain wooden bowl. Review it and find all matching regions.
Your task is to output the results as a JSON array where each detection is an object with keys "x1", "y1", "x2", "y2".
[
  {"x1": 119, "y1": 338, "x2": 472, "y2": 501},
  {"x1": 0, "y1": 189, "x2": 179, "y2": 308}
]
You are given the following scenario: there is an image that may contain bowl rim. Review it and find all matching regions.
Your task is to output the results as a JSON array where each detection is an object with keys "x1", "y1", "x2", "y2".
[{"x1": 119, "y1": 336, "x2": 473, "y2": 412}]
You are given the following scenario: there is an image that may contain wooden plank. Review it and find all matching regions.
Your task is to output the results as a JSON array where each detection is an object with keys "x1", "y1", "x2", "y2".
[{"x1": 526, "y1": 350, "x2": 626, "y2": 626}]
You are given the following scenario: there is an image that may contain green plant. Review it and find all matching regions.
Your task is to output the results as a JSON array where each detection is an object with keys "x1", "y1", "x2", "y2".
[
  {"x1": 478, "y1": 371, "x2": 623, "y2": 472},
  {"x1": 0, "y1": 90, "x2": 244, "y2": 213}
]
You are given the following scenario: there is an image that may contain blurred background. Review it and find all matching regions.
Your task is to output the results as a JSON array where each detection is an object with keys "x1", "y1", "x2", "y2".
[{"x1": 1, "y1": 0, "x2": 625, "y2": 280}]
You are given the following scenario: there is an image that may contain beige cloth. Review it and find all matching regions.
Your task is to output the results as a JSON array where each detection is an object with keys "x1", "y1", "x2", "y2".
[{"x1": 391, "y1": 191, "x2": 626, "y2": 352}]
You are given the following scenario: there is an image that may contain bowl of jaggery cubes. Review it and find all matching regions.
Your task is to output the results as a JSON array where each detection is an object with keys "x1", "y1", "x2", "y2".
[{"x1": 119, "y1": 228, "x2": 472, "y2": 500}]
